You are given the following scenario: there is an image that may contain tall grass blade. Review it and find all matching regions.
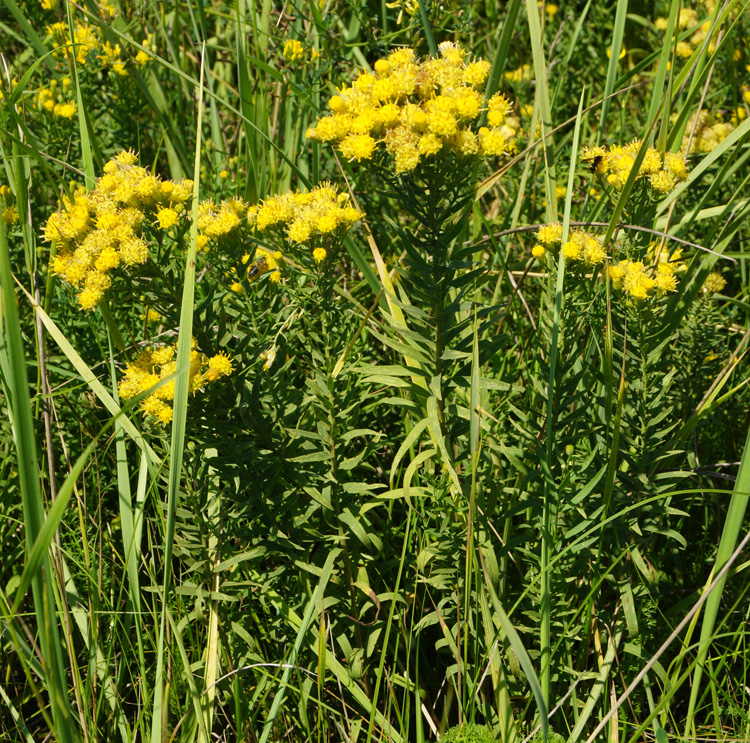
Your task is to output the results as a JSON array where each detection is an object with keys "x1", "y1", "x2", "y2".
[
  {"x1": 598, "y1": 0, "x2": 628, "y2": 137},
  {"x1": 0, "y1": 211, "x2": 78, "y2": 743},
  {"x1": 524, "y1": 0, "x2": 557, "y2": 219},
  {"x1": 683, "y1": 423, "x2": 750, "y2": 738},
  {"x1": 259, "y1": 547, "x2": 341, "y2": 743},
  {"x1": 149, "y1": 44, "x2": 206, "y2": 743}
]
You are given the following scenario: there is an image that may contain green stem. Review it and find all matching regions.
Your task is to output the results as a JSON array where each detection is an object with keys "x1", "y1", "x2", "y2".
[
  {"x1": 321, "y1": 292, "x2": 372, "y2": 698},
  {"x1": 540, "y1": 251, "x2": 567, "y2": 716}
]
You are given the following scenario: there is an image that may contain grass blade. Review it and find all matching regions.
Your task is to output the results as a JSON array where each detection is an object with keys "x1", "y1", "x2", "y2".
[{"x1": 149, "y1": 43, "x2": 207, "y2": 743}]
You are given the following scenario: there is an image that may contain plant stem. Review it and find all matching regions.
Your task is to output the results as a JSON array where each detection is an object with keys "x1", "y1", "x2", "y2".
[{"x1": 321, "y1": 291, "x2": 372, "y2": 698}]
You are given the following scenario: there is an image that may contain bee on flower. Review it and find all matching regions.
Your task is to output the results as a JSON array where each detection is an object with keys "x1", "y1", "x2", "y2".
[{"x1": 581, "y1": 142, "x2": 689, "y2": 194}]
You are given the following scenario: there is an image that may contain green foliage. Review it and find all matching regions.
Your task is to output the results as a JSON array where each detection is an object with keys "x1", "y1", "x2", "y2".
[{"x1": 1, "y1": 0, "x2": 750, "y2": 742}]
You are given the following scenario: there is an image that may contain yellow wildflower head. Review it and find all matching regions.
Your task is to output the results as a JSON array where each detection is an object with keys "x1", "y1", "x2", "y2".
[
  {"x1": 156, "y1": 207, "x2": 180, "y2": 230},
  {"x1": 536, "y1": 223, "x2": 563, "y2": 245},
  {"x1": 283, "y1": 39, "x2": 304, "y2": 63},
  {"x1": 702, "y1": 272, "x2": 726, "y2": 294},
  {"x1": 306, "y1": 44, "x2": 517, "y2": 174},
  {"x1": 204, "y1": 352, "x2": 233, "y2": 381}
]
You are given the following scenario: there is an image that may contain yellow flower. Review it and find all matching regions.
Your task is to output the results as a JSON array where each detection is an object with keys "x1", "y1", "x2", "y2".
[
  {"x1": 649, "y1": 170, "x2": 677, "y2": 193},
  {"x1": 606, "y1": 47, "x2": 627, "y2": 60},
  {"x1": 260, "y1": 346, "x2": 277, "y2": 371},
  {"x1": 561, "y1": 240, "x2": 580, "y2": 260},
  {"x1": 156, "y1": 207, "x2": 179, "y2": 230},
  {"x1": 702, "y1": 272, "x2": 726, "y2": 294},
  {"x1": 142, "y1": 395, "x2": 173, "y2": 424},
  {"x1": 313, "y1": 247, "x2": 327, "y2": 263},
  {"x1": 463, "y1": 60, "x2": 491, "y2": 87},
  {"x1": 306, "y1": 44, "x2": 517, "y2": 173},
  {"x1": 204, "y1": 352, "x2": 233, "y2": 381},
  {"x1": 610, "y1": 260, "x2": 659, "y2": 300},
  {"x1": 2, "y1": 206, "x2": 19, "y2": 225},
  {"x1": 478, "y1": 127, "x2": 507, "y2": 156},
  {"x1": 54, "y1": 102, "x2": 77, "y2": 119},
  {"x1": 287, "y1": 217, "x2": 313, "y2": 243},
  {"x1": 532, "y1": 244, "x2": 546, "y2": 259},
  {"x1": 283, "y1": 39, "x2": 304, "y2": 63},
  {"x1": 329, "y1": 95, "x2": 346, "y2": 113},
  {"x1": 94, "y1": 246, "x2": 120, "y2": 271},
  {"x1": 536, "y1": 223, "x2": 563, "y2": 245},
  {"x1": 339, "y1": 133, "x2": 377, "y2": 161},
  {"x1": 418, "y1": 133, "x2": 443, "y2": 156},
  {"x1": 487, "y1": 93, "x2": 513, "y2": 127}
]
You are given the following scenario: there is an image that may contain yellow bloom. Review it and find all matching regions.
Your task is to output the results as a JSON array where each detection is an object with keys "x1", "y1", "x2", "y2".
[
  {"x1": 283, "y1": 39, "x2": 304, "y2": 63},
  {"x1": 536, "y1": 223, "x2": 563, "y2": 245},
  {"x1": 2, "y1": 206, "x2": 19, "y2": 225},
  {"x1": 306, "y1": 44, "x2": 517, "y2": 172},
  {"x1": 156, "y1": 207, "x2": 180, "y2": 230},
  {"x1": 54, "y1": 102, "x2": 77, "y2": 119},
  {"x1": 463, "y1": 60, "x2": 491, "y2": 87},
  {"x1": 339, "y1": 133, "x2": 376, "y2": 161},
  {"x1": 477, "y1": 127, "x2": 507, "y2": 156},
  {"x1": 561, "y1": 240, "x2": 580, "y2": 260},
  {"x1": 418, "y1": 133, "x2": 443, "y2": 156},
  {"x1": 204, "y1": 352, "x2": 233, "y2": 381},
  {"x1": 702, "y1": 272, "x2": 726, "y2": 294}
]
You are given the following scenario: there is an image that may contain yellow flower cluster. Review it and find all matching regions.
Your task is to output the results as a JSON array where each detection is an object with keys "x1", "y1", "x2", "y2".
[
  {"x1": 609, "y1": 244, "x2": 685, "y2": 300},
  {"x1": 532, "y1": 224, "x2": 606, "y2": 265},
  {"x1": 385, "y1": 0, "x2": 419, "y2": 25},
  {"x1": 35, "y1": 78, "x2": 77, "y2": 119},
  {"x1": 306, "y1": 42, "x2": 519, "y2": 173},
  {"x1": 1, "y1": 184, "x2": 18, "y2": 226},
  {"x1": 45, "y1": 18, "x2": 146, "y2": 75},
  {"x1": 47, "y1": 22, "x2": 102, "y2": 65},
  {"x1": 679, "y1": 110, "x2": 734, "y2": 154},
  {"x1": 281, "y1": 39, "x2": 319, "y2": 65},
  {"x1": 702, "y1": 271, "x2": 726, "y2": 294},
  {"x1": 505, "y1": 63, "x2": 533, "y2": 85},
  {"x1": 245, "y1": 247, "x2": 283, "y2": 283},
  {"x1": 251, "y1": 183, "x2": 362, "y2": 254},
  {"x1": 582, "y1": 142, "x2": 689, "y2": 193},
  {"x1": 196, "y1": 197, "x2": 247, "y2": 250},
  {"x1": 539, "y1": 2, "x2": 559, "y2": 17},
  {"x1": 654, "y1": 2, "x2": 724, "y2": 60},
  {"x1": 118, "y1": 340, "x2": 233, "y2": 425},
  {"x1": 561, "y1": 230, "x2": 607, "y2": 264},
  {"x1": 45, "y1": 150, "x2": 194, "y2": 310},
  {"x1": 228, "y1": 246, "x2": 283, "y2": 292}
]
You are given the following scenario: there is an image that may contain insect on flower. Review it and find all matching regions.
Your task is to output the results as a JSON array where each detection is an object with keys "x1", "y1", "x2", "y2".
[
  {"x1": 247, "y1": 255, "x2": 269, "y2": 281},
  {"x1": 583, "y1": 154, "x2": 604, "y2": 173}
]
